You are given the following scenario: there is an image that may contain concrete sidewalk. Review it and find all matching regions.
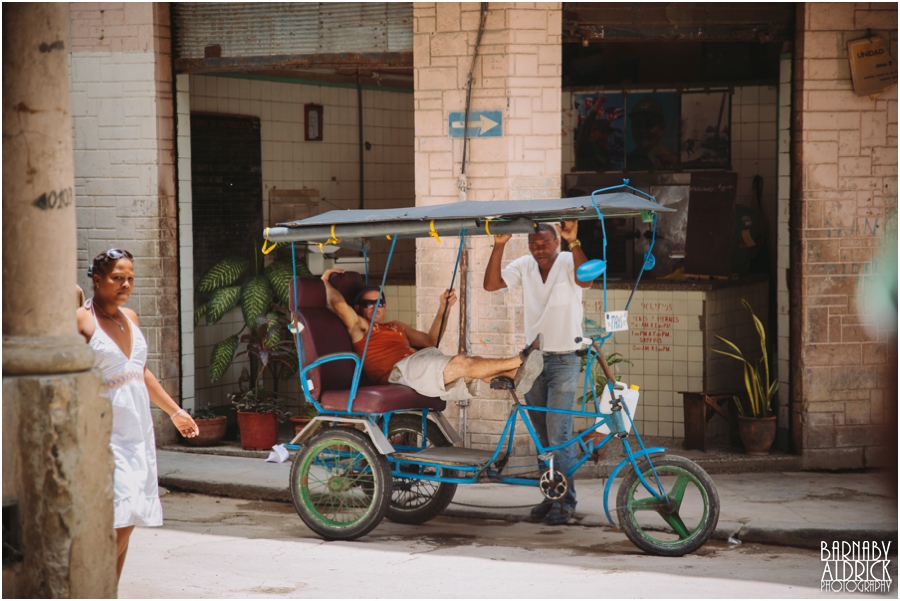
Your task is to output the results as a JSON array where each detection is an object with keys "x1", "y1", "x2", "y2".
[{"x1": 156, "y1": 447, "x2": 897, "y2": 551}]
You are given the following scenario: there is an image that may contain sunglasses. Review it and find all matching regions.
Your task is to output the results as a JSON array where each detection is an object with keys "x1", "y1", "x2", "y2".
[
  {"x1": 105, "y1": 248, "x2": 133, "y2": 260},
  {"x1": 359, "y1": 298, "x2": 386, "y2": 309}
]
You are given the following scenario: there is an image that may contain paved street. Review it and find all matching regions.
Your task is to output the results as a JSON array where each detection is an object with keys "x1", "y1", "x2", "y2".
[{"x1": 118, "y1": 491, "x2": 894, "y2": 599}]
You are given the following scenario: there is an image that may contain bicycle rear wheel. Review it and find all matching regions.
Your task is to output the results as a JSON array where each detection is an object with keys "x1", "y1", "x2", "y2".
[
  {"x1": 386, "y1": 414, "x2": 457, "y2": 524},
  {"x1": 616, "y1": 455, "x2": 719, "y2": 556}
]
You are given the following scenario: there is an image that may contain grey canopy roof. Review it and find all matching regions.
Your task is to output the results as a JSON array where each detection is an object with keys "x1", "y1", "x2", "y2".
[{"x1": 265, "y1": 192, "x2": 673, "y2": 243}]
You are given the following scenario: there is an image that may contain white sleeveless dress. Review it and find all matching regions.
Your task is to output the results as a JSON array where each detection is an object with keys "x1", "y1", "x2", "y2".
[{"x1": 88, "y1": 301, "x2": 163, "y2": 528}]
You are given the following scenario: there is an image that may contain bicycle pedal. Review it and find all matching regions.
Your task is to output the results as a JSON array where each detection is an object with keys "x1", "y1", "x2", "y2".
[{"x1": 490, "y1": 377, "x2": 514, "y2": 390}]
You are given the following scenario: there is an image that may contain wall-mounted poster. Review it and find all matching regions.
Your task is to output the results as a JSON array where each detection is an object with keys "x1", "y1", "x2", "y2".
[
  {"x1": 680, "y1": 91, "x2": 731, "y2": 169},
  {"x1": 573, "y1": 92, "x2": 626, "y2": 172},
  {"x1": 625, "y1": 92, "x2": 680, "y2": 171}
]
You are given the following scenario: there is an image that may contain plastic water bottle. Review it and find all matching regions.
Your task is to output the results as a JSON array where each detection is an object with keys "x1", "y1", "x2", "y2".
[{"x1": 594, "y1": 383, "x2": 640, "y2": 434}]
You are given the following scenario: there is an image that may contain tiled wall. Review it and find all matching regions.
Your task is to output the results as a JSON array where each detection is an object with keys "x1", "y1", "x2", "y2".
[
  {"x1": 580, "y1": 281, "x2": 767, "y2": 440},
  {"x1": 189, "y1": 74, "x2": 417, "y2": 277}
]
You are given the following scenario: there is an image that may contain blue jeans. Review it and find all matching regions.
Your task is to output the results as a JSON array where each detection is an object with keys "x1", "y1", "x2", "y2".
[{"x1": 525, "y1": 352, "x2": 580, "y2": 507}]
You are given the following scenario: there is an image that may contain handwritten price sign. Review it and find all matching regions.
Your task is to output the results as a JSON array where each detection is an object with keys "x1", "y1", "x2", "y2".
[{"x1": 604, "y1": 311, "x2": 629, "y2": 332}]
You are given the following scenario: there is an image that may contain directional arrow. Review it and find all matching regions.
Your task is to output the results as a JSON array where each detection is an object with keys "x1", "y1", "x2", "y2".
[
  {"x1": 450, "y1": 114, "x2": 500, "y2": 135},
  {"x1": 448, "y1": 110, "x2": 502, "y2": 138}
]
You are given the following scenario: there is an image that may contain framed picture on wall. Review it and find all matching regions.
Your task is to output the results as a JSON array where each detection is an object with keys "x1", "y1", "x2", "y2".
[
  {"x1": 624, "y1": 92, "x2": 680, "y2": 171},
  {"x1": 680, "y1": 91, "x2": 731, "y2": 169},
  {"x1": 573, "y1": 92, "x2": 626, "y2": 172},
  {"x1": 304, "y1": 104, "x2": 323, "y2": 141}
]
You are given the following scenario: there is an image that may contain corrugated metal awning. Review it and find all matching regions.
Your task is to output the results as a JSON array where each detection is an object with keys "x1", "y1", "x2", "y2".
[
  {"x1": 264, "y1": 193, "x2": 675, "y2": 243},
  {"x1": 172, "y1": 2, "x2": 413, "y2": 73}
]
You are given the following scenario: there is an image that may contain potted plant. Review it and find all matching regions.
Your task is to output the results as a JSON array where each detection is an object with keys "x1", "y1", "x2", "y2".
[
  {"x1": 227, "y1": 319, "x2": 296, "y2": 450},
  {"x1": 577, "y1": 351, "x2": 631, "y2": 460},
  {"x1": 195, "y1": 245, "x2": 309, "y2": 449},
  {"x1": 229, "y1": 376, "x2": 292, "y2": 450},
  {"x1": 711, "y1": 299, "x2": 778, "y2": 455},
  {"x1": 180, "y1": 406, "x2": 228, "y2": 447}
]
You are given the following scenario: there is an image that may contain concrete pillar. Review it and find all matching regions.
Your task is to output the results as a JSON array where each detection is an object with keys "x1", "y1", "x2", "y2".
[{"x1": 2, "y1": 3, "x2": 116, "y2": 597}]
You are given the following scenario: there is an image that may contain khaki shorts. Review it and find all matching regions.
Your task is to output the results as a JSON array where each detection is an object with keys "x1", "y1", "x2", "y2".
[{"x1": 388, "y1": 347, "x2": 473, "y2": 401}]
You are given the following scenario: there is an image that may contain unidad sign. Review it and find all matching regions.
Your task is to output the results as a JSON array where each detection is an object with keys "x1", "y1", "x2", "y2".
[{"x1": 847, "y1": 36, "x2": 898, "y2": 96}]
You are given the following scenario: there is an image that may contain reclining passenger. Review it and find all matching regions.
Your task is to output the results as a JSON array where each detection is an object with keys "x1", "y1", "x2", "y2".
[{"x1": 321, "y1": 268, "x2": 543, "y2": 401}]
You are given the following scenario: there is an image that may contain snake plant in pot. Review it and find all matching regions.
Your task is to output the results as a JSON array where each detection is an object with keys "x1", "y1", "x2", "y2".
[{"x1": 710, "y1": 299, "x2": 778, "y2": 455}]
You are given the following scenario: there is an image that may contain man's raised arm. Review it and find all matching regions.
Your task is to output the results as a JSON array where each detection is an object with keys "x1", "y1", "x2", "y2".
[{"x1": 484, "y1": 233, "x2": 511, "y2": 291}]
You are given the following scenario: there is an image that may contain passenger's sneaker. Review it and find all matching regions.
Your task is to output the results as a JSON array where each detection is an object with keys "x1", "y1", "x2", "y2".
[
  {"x1": 514, "y1": 349, "x2": 543, "y2": 395},
  {"x1": 545, "y1": 503, "x2": 576, "y2": 526}
]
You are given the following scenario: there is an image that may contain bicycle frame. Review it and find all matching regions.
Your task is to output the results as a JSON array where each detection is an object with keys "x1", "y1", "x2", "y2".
[{"x1": 379, "y1": 338, "x2": 671, "y2": 525}]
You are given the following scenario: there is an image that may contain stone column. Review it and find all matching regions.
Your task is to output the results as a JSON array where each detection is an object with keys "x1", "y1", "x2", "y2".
[{"x1": 2, "y1": 3, "x2": 116, "y2": 597}]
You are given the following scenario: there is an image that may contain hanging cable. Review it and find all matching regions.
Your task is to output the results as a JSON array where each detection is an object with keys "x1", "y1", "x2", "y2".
[{"x1": 458, "y1": 2, "x2": 488, "y2": 198}]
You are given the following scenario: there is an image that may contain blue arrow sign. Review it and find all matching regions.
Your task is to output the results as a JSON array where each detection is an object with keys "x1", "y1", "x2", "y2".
[{"x1": 448, "y1": 110, "x2": 502, "y2": 138}]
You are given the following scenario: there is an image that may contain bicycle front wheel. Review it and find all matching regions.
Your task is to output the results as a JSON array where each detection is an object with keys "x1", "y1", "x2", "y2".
[
  {"x1": 616, "y1": 455, "x2": 719, "y2": 556},
  {"x1": 290, "y1": 427, "x2": 390, "y2": 541}
]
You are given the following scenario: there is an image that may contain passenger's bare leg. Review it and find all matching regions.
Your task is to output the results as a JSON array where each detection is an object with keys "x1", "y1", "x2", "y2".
[{"x1": 442, "y1": 354, "x2": 521, "y2": 385}]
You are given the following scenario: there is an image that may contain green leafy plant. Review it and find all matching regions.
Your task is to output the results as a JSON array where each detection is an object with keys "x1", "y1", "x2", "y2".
[
  {"x1": 195, "y1": 243, "x2": 311, "y2": 383},
  {"x1": 228, "y1": 386, "x2": 291, "y2": 423},
  {"x1": 577, "y1": 352, "x2": 632, "y2": 407},
  {"x1": 187, "y1": 406, "x2": 220, "y2": 420},
  {"x1": 228, "y1": 370, "x2": 292, "y2": 423},
  {"x1": 710, "y1": 299, "x2": 778, "y2": 418}
]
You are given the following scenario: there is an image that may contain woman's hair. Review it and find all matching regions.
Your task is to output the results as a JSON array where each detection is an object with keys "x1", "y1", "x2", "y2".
[
  {"x1": 87, "y1": 248, "x2": 134, "y2": 279},
  {"x1": 352, "y1": 285, "x2": 385, "y2": 308}
]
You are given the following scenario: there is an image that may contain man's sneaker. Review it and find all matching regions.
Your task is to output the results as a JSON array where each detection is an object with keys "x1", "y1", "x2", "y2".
[
  {"x1": 514, "y1": 349, "x2": 543, "y2": 395},
  {"x1": 529, "y1": 499, "x2": 554, "y2": 521},
  {"x1": 545, "y1": 503, "x2": 576, "y2": 526},
  {"x1": 520, "y1": 333, "x2": 544, "y2": 361}
]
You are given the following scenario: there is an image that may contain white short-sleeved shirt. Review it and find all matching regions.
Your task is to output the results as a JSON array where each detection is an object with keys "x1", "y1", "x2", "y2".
[{"x1": 501, "y1": 252, "x2": 584, "y2": 353}]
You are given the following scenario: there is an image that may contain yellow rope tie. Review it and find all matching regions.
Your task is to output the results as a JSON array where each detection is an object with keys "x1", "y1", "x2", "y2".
[
  {"x1": 485, "y1": 219, "x2": 492, "y2": 236},
  {"x1": 323, "y1": 224, "x2": 340, "y2": 246},
  {"x1": 386, "y1": 235, "x2": 392, "y2": 240},
  {"x1": 428, "y1": 220, "x2": 441, "y2": 244},
  {"x1": 261, "y1": 232, "x2": 277, "y2": 255}
]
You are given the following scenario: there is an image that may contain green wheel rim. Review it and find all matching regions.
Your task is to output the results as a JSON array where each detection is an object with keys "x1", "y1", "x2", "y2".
[
  {"x1": 298, "y1": 437, "x2": 379, "y2": 529},
  {"x1": 622, "y1": 465, "x2": 711, "y2": 548}
]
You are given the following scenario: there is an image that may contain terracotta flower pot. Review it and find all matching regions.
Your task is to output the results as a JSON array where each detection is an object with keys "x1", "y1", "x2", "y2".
[
  {"x1": 737, "y1": 415, "x2": 777, "y2": 456},
  {"x1": 289, "y1": 415, "x2": 313, "y2": 436},
  {"x1": 181, "y1": 415, "x2": 228, "y2": 447},
  {"x1": 237, "y1": 411, "x2": 278, "y2": 450}
]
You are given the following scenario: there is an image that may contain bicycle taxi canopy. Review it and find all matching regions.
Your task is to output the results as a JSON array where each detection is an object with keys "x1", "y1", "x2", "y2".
[{"x1": 263, "y1": 190, "x2": 673, "y2": 246}]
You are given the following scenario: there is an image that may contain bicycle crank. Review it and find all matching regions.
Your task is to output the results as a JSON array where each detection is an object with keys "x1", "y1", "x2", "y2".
[{"x1": 538, "y1": 469, "x2": 568, "y2": 501}]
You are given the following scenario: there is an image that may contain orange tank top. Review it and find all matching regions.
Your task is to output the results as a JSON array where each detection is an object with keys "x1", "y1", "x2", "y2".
[{"x1": 352, "y1": 322, "x2": 417, "y2": 385}]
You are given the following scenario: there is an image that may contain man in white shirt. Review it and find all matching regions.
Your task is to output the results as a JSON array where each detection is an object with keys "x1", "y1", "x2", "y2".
[{"x1": 484, "y1": 221, "x2": 592, "y2": 525}]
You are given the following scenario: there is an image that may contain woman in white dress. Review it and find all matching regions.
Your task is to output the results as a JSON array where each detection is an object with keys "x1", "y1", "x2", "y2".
[{"x1": 77, "y1": 249, "x2": 199, "y2": 580}]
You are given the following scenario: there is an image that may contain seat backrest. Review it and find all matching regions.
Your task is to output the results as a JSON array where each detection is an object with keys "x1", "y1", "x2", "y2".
[{"x1": 289, "y1": 272, "x2": 365, "y2": 395}]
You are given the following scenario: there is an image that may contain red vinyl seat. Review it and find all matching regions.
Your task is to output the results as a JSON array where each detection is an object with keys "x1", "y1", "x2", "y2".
[{"x1": 289, "y1": 272, "x2": 446, "y2": 414}]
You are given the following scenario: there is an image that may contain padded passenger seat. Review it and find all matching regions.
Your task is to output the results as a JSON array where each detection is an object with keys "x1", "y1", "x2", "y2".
[{"x1": 289, "y1": 272, "x2": 447, "y2": 413}]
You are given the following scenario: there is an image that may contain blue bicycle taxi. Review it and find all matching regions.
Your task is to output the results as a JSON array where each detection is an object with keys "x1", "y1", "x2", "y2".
[{"x1": 262, "y1": 184, "x2": 720, "y2": 556}]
